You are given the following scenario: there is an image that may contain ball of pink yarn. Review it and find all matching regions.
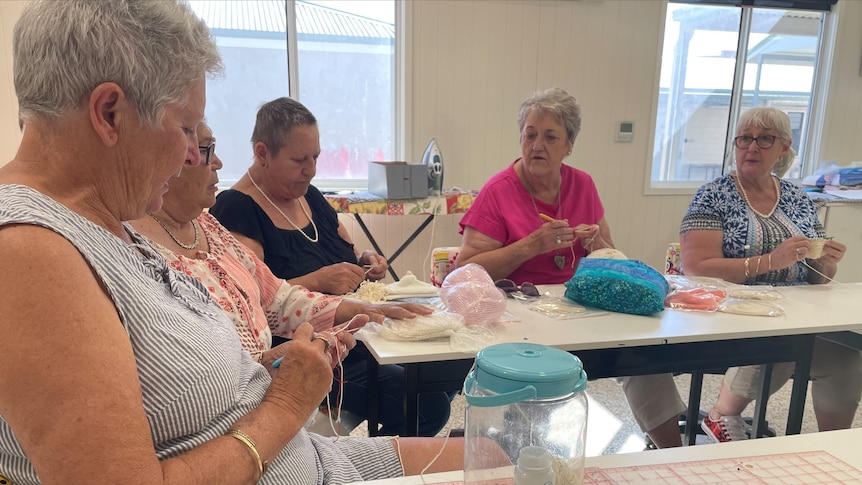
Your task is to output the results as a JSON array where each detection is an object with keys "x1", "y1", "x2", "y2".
[{"x1": 441, "y1": 263, "x2": 506, "y2": 326}]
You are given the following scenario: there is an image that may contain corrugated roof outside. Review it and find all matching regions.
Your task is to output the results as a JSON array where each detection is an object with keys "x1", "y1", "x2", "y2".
[{"x1": 187, "y1": 0, "x2": 394, "y2": 38}]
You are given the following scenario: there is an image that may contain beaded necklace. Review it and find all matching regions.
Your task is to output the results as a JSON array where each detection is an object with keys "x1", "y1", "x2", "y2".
[
  {"x1": 148, "y1": 212, "x2": 199, "y2": 250},
  {"x1": 247, "y1": 170, "x2": 319, "y2": 243},
  {"x1": 735, "y1": 173, "x2": 780, "y2": 218}
]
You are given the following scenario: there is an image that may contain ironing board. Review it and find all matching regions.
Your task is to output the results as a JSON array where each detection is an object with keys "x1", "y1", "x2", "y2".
[{"x1": 324, "y1": 189, "x2": 476, "y2": 280}]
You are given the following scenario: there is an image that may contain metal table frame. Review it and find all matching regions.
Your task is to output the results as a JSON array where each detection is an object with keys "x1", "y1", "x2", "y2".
[{"x1": 365, "y1": 333, "x2": 822, "y2": 439}]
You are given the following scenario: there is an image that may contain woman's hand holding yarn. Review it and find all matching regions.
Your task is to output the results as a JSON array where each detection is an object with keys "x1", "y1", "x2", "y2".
[
  {"x1": 534, "y1": 219, "x2": 574, "y2": 254},
  {"x1": 264, "y1": 323, "x2": 338, "y2": 418}
]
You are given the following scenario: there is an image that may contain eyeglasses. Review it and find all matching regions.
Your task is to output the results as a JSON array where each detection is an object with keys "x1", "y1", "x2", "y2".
[
  {"x1": 199, "y1": 141, "x2": 216, "y2": 165},
  {"x1": 495, "y1": 279, "x2": 540, "y2": 298},
  {"x1": 734, "y1": 135, "x2": 780, "y2": 150}
]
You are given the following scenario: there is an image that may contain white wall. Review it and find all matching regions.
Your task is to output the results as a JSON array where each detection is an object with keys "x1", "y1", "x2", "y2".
[
  {"x1": 1, "y1": 0, "x2": 861, "y2": 280},
  {"x1": 820, "y1": 0, "x2": 862, "y2": 166},
  {"x1": 0, "y1": 1, "x2": 25, "y2": 164}
]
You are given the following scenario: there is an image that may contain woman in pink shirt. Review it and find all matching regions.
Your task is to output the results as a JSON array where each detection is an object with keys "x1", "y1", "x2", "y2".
[{"x1": 457, "y1": 88, "x2": 615, "y2": 284}]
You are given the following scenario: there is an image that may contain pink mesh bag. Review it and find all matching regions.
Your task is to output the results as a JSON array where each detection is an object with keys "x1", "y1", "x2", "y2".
[{"x1": 440, "y1": 263, "x2": 506, "y2": 326}]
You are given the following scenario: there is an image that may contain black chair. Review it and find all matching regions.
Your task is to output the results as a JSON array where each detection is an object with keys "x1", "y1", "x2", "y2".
[
  {"x1": 643, "y1": 365, "x2": 777, "y2": 449},
  {"x1": 681, "y1": 364, "x2": 776, "y2": 445}
]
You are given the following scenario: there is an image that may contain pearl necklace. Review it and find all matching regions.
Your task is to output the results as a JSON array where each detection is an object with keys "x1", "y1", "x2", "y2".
[
  {"x1": 247, "y1": 170, "x2": 319, "y2": 243},
  {"x1": 735, "y1": 173, "x2": 780, "y2": 218},
  {"x1": 148, "y1": 212, "x2": 199, "y2": 250}
]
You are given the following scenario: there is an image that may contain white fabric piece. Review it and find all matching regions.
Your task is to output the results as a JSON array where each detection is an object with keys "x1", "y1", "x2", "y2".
[
  {"x1": 726, "y1": 288, "x2": 782, "y2": 300},
  {"x1": 718, "y1": 299, "x2": 785, "y2": 316},
  {"x1": 384, "y1": 272, "x2": 440, "y2": 299},
  {"x1": 357, "y1": 312, "x2": 495, "y2": 352}
]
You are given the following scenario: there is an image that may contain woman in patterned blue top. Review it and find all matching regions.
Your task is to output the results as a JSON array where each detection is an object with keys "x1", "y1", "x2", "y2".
[{"x1": 621, "y1": 108, "x2": 860, "y2": 449}]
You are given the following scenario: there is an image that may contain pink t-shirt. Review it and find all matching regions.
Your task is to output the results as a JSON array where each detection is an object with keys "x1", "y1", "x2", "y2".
[{"x1": 459, "y1": 160, "x2": 605, "y2": 285}]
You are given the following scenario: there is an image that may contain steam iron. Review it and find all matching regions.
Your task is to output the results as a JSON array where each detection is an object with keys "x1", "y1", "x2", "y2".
[{"x1": 422, "y1": 138, "x2": 444, "y2": 196}]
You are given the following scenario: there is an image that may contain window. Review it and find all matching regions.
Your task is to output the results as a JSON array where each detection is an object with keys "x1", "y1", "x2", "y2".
[
  {"x1": 188, "y1": 0, "x2": 396, "y2": 189},
  {"x1": 650, "y1": 0, "x2": 837, "y2": 188}
]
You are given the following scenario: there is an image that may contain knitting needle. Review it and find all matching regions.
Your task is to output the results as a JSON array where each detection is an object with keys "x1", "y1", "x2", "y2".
[
  {"x1": 539, "y1": 213, "x2": 556, "y2": 223},
  {"x1": 363, "y1": 264, "x2": 374, "y2": 275},
  {"x1": 744, "y1": 237, "x2": 832, "y2": 250}
]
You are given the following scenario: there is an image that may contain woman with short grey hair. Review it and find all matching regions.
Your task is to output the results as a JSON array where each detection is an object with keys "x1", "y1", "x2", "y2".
[
  {"x1": 0, "y1": 1, "x2": 462, "y2": 483},
  {"x1": 456, "y1": 87, "x2": 615, "y2": 284}
]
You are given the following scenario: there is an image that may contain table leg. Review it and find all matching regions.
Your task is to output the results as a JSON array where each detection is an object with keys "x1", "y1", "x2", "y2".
[
  {"x1": 751, "y1": 364, "x2": 772, "y2": 438},
  {"x1": 404, "y1": 364, "x2": 420, "y2": 437},
  {"x1": 785, "y1": 335, "x2": 815, "y2": 435},
  {"x1": 684, "y1": 371, "x2": 704, "y2": 446},
  {"x1": 366, "y1": 352, "x2": 380, "y2": 437}
]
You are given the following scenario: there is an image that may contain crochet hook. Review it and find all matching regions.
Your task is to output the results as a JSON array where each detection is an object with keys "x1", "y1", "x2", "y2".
[{"x1": 539, "y1": 213, "x2": 556, "y2": 223}]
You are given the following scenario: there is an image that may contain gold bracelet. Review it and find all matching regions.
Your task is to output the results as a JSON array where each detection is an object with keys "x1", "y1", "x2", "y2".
[
  {"x1": 767, "y1": 253, "x2": 772, "y2": 273},
  {"x1": 754, "y1": 256, "x2": 762, "y2": 277},
  {"x1": 744, "y1": 257, "x2": 750, "y2": 279},
  {"x1": 226, "y1": 429, "x2": 267, "y2": 480}
]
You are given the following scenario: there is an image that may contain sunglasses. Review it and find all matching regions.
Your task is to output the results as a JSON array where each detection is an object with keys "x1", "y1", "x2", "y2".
[{"x1": 495, "y1": 279, "x2": 540, "y2": 298}]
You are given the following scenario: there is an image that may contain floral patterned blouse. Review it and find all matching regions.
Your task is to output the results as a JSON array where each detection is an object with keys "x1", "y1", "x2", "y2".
[
  {"x1": 151, "y1": 212, "x2": 341, "y2": 357},
  {"x1": 679, "y1": 174, "x2": 825, "y2": 286}
]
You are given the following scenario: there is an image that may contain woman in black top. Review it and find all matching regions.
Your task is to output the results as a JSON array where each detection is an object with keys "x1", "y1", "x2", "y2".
[
  {"x1": 211, "y1": 97, "x2": 451, "y2": 437},
  {"x1": 210, "y1": 98, "x2": 388, "y2": 296}
]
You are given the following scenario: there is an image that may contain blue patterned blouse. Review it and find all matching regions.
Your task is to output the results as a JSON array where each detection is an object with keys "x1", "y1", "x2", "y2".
[{"x1": 679, "y1": 174, "x2": 824, "y2": 285}]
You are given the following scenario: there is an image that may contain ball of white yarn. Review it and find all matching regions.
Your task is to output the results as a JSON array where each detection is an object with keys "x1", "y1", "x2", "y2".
[{"x1": 587, "y1": 248, "x2": 628, "y2": 260}]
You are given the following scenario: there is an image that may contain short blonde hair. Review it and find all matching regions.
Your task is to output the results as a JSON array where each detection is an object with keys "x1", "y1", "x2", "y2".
[{"x1": 735, "y1": 107, "x2": 795, "y2": 177}]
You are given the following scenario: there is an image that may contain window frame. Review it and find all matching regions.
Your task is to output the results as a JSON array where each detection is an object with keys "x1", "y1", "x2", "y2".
[
  {"x1": 200, "y1": 0, "x2": 403, "y2": 191},
  {"x1": 286, "y1": 0, "x2": 402, "y2": 191},
  {"x1": 643, "y1": 1, "x2": 839, "y2": 195}
]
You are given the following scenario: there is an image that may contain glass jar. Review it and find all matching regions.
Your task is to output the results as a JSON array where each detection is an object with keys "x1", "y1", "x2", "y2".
[{"x1": 463, "y1": 343, "x2": 588, "y2": 485}]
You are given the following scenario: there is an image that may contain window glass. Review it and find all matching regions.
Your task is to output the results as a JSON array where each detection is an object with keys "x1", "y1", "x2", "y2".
[
  {"x1": 297, "y1": 1, "x2": 395, "y2": 186},
  {"x1": 651, "y1": 4, "x2": 825, "y2": 186},
  {"x1": 188, "y1": 0, "x2": 395, "y2": 187}
]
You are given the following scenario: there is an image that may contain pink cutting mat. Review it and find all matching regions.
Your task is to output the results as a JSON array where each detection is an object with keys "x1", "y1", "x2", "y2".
[
  {"x1": 429, "y1": 451, "x2": 861, "y2": 485},
  {"x1": 583, "y1": 450, "x2": 862, "y2": 484}
]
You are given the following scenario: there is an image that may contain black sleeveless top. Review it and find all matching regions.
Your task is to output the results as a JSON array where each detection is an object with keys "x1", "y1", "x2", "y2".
[{"x1": 210, "y1": 185, "x2": 358, "y2": 283}]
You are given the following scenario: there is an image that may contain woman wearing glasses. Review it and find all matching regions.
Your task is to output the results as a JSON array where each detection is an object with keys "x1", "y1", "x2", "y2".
[
  {"x1": 131, "y1": 122, "x2": 452, "y2": 438},
  {"x1": 624, "y1": 107, "x2": 860, "y2": 449},
  {"x1": 132, "y1": 122, "x2": 432, "y2": 363}
]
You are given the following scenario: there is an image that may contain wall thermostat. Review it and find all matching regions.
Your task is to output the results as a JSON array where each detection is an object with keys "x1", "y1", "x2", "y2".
[{"x1": 616, "y1": 121, "x2": 634, "y2": 143}]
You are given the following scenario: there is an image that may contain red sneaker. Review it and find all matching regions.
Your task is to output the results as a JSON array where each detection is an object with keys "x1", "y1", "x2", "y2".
[{"x1": 702, "y1": 414, "x2": 748, "y2": 443}]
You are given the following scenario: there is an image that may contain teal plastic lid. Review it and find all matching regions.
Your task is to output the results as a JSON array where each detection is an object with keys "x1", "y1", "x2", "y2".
[{"x1": 466, "y1": 343, "x2": 587, "y2": 406}]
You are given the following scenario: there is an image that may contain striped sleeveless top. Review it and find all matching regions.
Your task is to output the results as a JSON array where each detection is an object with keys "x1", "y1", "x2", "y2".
[{"x1": 0, "y1": 185, "x2": 400, "y2": 484}]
